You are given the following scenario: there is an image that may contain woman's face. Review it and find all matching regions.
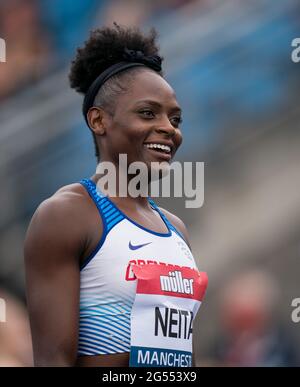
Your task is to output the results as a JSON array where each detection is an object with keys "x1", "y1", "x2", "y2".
[{"x1": 98, "y1": 69, "x2": 183, "y2": 171}]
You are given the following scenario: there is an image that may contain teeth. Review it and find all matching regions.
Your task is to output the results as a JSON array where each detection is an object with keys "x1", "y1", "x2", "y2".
[{"x1": 145, "y1": 143, "x2": 171, "y2": 153}]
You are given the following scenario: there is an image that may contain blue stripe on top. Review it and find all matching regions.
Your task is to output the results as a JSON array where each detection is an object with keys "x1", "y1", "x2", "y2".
[
  {"x1": 78, "y1": 300, "x2": 132, "y2": 356},
  {"x1": 80, "y1": 178, "x2": 125, "y2": 234},
  {"x1": 82, "y1": 178, "x2": 172, "y2": 237},
  {"x1": 79, "y1": 178, "x2": 125, "y2": 270}
]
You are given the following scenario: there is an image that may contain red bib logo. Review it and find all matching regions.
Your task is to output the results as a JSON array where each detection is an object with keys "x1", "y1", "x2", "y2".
[{"x1": 160, "y1": 270, "x2": 194, "y2": 295}]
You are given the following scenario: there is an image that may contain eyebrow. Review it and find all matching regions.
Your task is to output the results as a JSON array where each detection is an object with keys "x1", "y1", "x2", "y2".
[{"x1": 135, "y1": 99, "x2": 182, "y2": 113}]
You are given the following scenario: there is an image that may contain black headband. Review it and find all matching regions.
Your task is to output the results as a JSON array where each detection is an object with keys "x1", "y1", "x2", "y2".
[{"x1": 82, "y1": 48, "x2": 162, "y2": 127}]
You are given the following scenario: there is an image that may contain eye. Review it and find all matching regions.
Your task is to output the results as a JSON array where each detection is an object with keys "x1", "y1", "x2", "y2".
[
  {"x1": 170, "y1": 116, "x2": 183, "y2": 127},
  {"x1": 139, "y1": 109, "x2": 155, "y2": 118}
]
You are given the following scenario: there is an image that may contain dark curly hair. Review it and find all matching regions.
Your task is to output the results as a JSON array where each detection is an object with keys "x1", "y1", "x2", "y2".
[{"x1": 69, "y1": 23, "x2": 163, "y2": 160}]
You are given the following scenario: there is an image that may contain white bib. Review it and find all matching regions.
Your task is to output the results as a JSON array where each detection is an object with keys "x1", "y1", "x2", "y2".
[{"x1": 129, "y1": 263, "x2": 208, "y2": 367}]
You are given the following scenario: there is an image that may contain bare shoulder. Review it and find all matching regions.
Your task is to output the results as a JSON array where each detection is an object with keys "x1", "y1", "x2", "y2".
[
  {"x1": 158, "y1": 207, "x2": 191, "y2": 249},
  {"x1": 24, "y1": 182, "x2": 93, "y2": 262},
  {"x1": 53, "y1": 181, "x2": 90, "y2": 201},
  {"x1": 29, "y1": 183, "x2": 90, "y2": 229}
]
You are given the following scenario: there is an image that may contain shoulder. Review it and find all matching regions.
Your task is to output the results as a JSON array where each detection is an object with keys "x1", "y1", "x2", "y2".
[
  {"x1": 29, "y1": 183, "x2": 90, "y2": 229},
  {"x1": 24, "y1": 182, "x2": 95, "y2": 259},
  {"x1": 158, "y1": 207, "x2": 191, "y2": 250}
]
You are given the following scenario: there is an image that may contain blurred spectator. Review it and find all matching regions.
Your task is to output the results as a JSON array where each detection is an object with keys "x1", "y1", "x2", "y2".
[
  {"x1": 0, "y1": 289, "x2": 33, "y2": 367},
  {"x1": 0, "y1": 0, "x2": 51, "y2": 100},
  {"x1": 210, "y1": 270, "x2": 298, "y2": 367}
]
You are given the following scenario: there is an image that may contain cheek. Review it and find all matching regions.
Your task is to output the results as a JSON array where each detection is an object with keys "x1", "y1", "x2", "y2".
[
  {"x1": 109, "y1": 121, "x2": 147, "y2": 155},
  {"x1": 122, "y1": 121, "x2": 150, "y2": 151},
  {"x1": 175, "y1": 131, "x2": 183, "y2": 148}
]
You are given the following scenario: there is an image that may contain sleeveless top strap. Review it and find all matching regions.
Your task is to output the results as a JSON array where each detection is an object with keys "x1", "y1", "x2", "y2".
[
  {"x1": 81, "y1": 178, "x2": 187, "y2": 245},
  {"x1": 79, "y1": 178, "x2": 126, "y2": 270},
  {"x1": 147, "y1": 197, "x2": 187, "y2": 243},
  {"x1": 80, "y1": 178, "x2": 125, "y2": 234}
]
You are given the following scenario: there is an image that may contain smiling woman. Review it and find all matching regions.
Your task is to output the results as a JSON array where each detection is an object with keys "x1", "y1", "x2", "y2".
[{"x1": 24, "y1": 23, "x2": 208, "y2": 367}]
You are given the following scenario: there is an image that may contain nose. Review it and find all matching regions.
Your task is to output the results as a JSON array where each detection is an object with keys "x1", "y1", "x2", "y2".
[{"x1": 154, "y1": 120, "x2": 176, "y2": 137}]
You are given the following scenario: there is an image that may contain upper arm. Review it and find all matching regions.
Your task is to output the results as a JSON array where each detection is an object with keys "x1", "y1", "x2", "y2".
[
  {"x1": 159, "y1": 207, "x2": 192, "y2": 250},
  {"x1": 24, "y1": 194, "x2": 86, "y2": 366}
]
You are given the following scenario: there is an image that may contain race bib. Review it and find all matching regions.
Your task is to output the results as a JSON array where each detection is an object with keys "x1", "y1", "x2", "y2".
[{"x1": 129, "y1": 263, "x2": 208, "y2": 367}]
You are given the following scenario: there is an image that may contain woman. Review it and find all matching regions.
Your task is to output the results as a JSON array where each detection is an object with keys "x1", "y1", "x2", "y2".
[{"x1": 24, "y1": 24, "x2": 207, "y2": 367}]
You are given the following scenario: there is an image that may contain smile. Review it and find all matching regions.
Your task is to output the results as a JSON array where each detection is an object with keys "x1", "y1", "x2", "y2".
[{"x1": 144, "y1": 143, "x2": 171, "y2": 153}]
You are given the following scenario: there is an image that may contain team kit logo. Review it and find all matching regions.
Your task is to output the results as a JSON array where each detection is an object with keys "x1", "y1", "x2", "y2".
[{"x1": 129, "y1": 263, "x2": 208, "y2": 367}]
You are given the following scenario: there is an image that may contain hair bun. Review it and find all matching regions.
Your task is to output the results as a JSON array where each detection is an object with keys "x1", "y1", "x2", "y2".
[
  {"x1": 69, "y1": 25, "x2": 163, "y2": 94},
  {"x1": 122, "y1": 48, "x2": 162, "y2": 72}
]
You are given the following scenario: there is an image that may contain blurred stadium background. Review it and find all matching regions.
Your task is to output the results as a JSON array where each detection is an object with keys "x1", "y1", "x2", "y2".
[{"x1": 0, "y1": 0, "x2": 300, "y2": 366}]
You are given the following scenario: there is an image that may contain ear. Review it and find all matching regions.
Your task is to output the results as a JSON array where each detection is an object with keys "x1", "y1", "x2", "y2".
[{"x1": 87, "y1": 107, "x2": 109, "y2": 136}]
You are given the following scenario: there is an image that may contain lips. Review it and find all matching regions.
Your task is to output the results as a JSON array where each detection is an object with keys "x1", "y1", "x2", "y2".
[
  {"x1": 144, "y1": 145, "x2": 172, "y2": 161},
  {"x1": 145, "y1": 143, "x2": 171, "y2": 153},
  {"x1": 143, "y1": 141, "x2": 175, "y2": 161},
  {"x1": 144, "y1": 142, "x2": 174, "y2": 161}
]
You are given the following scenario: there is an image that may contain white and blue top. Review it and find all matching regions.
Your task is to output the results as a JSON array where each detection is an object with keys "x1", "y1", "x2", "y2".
[{"x1": 78, "y1": 178, "x2": 198, "y2": 356}]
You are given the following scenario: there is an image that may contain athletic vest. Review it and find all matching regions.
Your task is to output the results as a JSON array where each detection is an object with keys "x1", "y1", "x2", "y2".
[{"x1": 78, "y1": 178, "x2": 200, "y2": 356}]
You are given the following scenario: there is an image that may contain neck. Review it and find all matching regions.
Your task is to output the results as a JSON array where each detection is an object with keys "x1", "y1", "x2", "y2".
[{"x1": 91, "y1": 167, "x2": 152, "y2": 209}]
